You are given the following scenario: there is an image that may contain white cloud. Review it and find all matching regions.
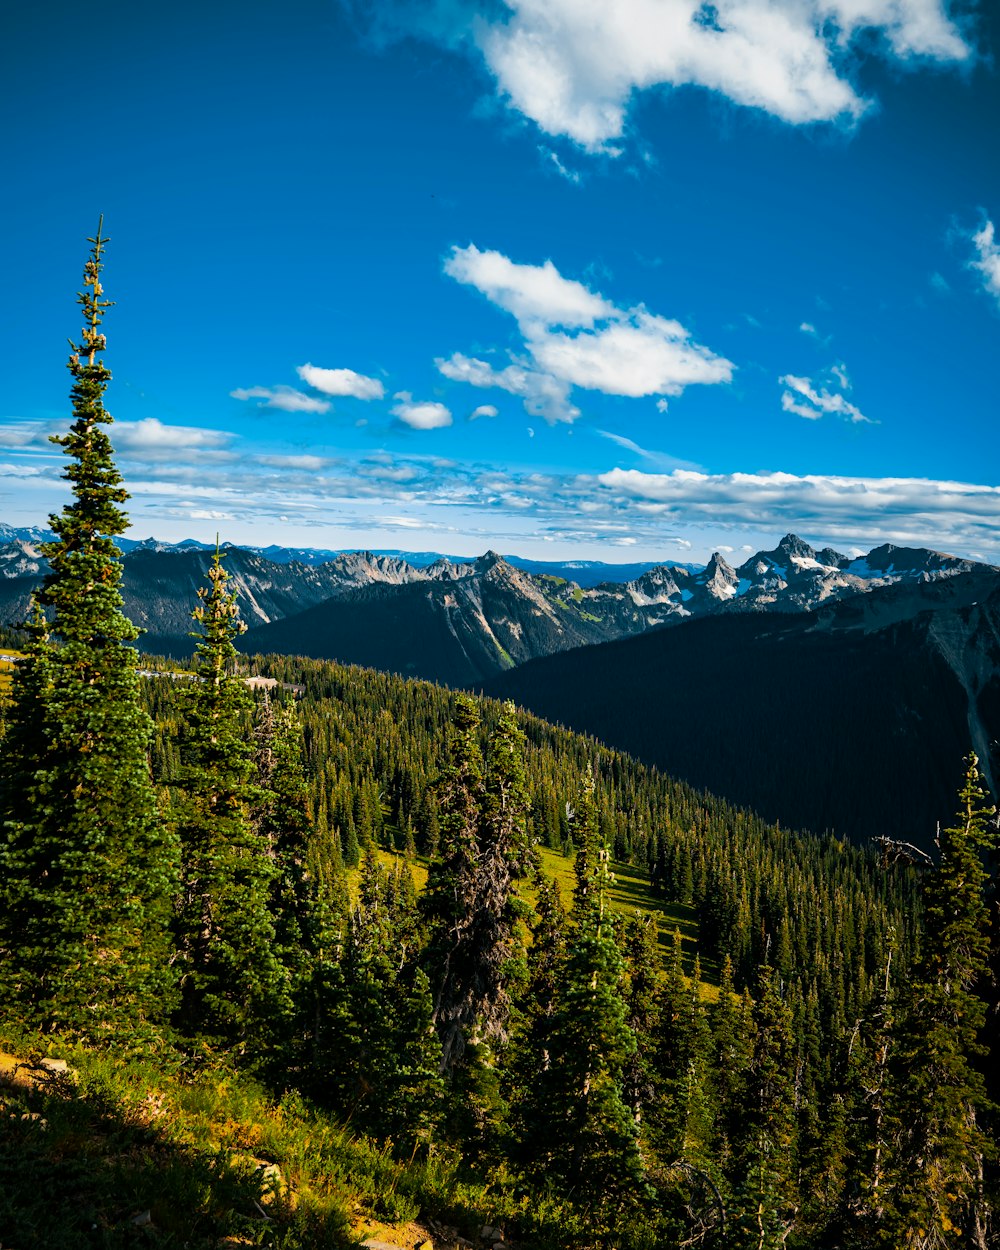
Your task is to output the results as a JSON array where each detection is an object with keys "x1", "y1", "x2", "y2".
[
  {"x1": 969, "y1": 218, "x2": 1000, "y2": 308},
  {"x1": 800, "y1": 321, "x2": 817, "y2": 335},
  {"x1": 188, "y1": 508, "x2": 235, "y2": 521},
  {"x1": 598, "y1": 467, "x2": 1000, "y2": 544},
  {"x1": 256, "y1": 453, "x2": 331, "y2": 470},
  {"x1": 0, "y1": 421, "x2": 59, "y2": 449},
  {"x1": 595, "y1": 428, "x2": 702, "y2": 471},
  {"x1": 779, "y1": 367, "x2": 870, "y2": 423},
  {"x1": 438, "y1": 352, "x2": 579, "y2": 423},
  {"x1": 392, "y1": 398, "x2": 454, "y2": 430},
  {"x1": 472, "y1": 0, "x2": 970, "y2": 152},
  {"x1": 444, "y1": 243, "x2": 612, "y2": 327},
  {"x1": 532, "y1": 310, "x2": 732, "y2": 397},
  {"x1": 542, "y1": 147, "x2": 583, "y2": 183},
  {"x1": 598, "y1": 430, "x2": 647, "y2": 456},
  {"x1": 231, "y1": 386, "x2": 331, "y2": 414},
  {"x1": 113, "y1": 418, "x2": 233, "y2": 451},
  {"x1": 296, "y1": 363, "x2": 385, "y2": 399},
  {"x1": 440, "y1": 245, "x2": 732, "y2": 422},
  {"x1": 470, "y1": 404, "x2": 499, "y2": 419}
]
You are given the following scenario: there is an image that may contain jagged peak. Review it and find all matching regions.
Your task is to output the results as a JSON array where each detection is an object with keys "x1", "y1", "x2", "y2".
[
  {"x1": 475, "y1": 549, "x2": 510, "y2": 572},
  {"x1": 705, "y1": 550, "x2": 736, "y2": 576},
  {"x1": 775, "y1": 533, "x2": 817, "y2": 559}
]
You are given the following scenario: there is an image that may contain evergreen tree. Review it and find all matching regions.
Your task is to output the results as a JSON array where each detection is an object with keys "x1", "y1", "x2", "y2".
[
  {"x1": 517, "y1": 769, "x2": 646, "y2": 1230},
  {"x1": 320, "y1": 845, "x2": 443, "y2": 1145},
  {"x1": 172, "y1": 549, "x2": 285, "y2": 1050},
  {"x1": 884, "y1": 756, "x2": 996, "y2": 1249},
  {"x1": 254, "y1": 694, "x2": 315, "y2": 990},
  {"x1": 732, "y1": 964, "x2": 799, "y2": 1250},
  {"x1": 422, "y1": 696, "x2": 532, "y2": 1072},
  {"x1": 0, "y1": 222, "x2": 175, "y2": 1036}
]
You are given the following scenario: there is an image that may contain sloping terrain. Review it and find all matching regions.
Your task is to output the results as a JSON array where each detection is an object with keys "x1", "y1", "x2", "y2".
[
  {"x1": 240, "y1": 552, "x2": 662, "y2": 685},
  {"x1": 487, "y1": 568, "x2": 1000, "y2": 847}
]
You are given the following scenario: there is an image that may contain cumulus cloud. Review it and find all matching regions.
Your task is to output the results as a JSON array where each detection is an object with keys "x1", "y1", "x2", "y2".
[
  {"x1": 392, "y1": 398, "x2": 454, "y2": 430},
  {"x1": 296, "y1": 363, "x2": 385, "y2": 399},
  {"x1": 473, "y1": 0, "x2": 970, "y2": 151},
  {"x1": 231, "y1": 386, "x2": 331, "y2": 414},
  {"x1": 439, "y1": 244, "x2": 732, "y2": 422},
  {"x1": 470, "y1": 404, "x2": 499, "y2": 419},
  {"x1": 969, "y1": 218, "x2": 1000, "y2": 308},
  {"x1": 780, "y1": 366, "x2": 871, "y2": 423},
  {"x1": 444, "y1": 244, "x2": 612, "y2": 327},
  {"x1": 113, "y1": 418, "x2": 234, "y2": 451}
]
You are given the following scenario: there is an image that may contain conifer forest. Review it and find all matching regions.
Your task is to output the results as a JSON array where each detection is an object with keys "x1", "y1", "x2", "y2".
[{"x1": 0, "y1": 233, "x2": 997, "y2": 1250}]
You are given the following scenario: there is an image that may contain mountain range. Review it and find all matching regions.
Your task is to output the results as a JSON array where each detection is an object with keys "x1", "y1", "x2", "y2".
[
  {"x1": 3, "y1": 523, "x2": 999, "y2": 843},
  {"x1": 1, "y1": 530, "x2": 991, "y2": 684},
  {"x1": 0, "y1": 524, "x2": 679, "y2": 586}
]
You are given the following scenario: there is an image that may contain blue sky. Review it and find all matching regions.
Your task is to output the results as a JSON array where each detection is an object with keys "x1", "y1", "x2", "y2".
[{"x1": 2, "y1": 0, "x2": 999, "y2": 564}]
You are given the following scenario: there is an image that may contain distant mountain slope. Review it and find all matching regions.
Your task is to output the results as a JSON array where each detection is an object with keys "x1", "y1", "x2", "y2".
[
  {"x1": 486, "y1": 567, "x2": 1000, "y2": 847},
  {"x1": 239, "y1": 551, "x2": 682, "y2": 685}
]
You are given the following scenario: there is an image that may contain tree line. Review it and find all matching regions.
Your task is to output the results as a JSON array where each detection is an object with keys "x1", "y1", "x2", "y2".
[{"x1": 0, "y1": 228, "x2": 996, "y2": 1249}]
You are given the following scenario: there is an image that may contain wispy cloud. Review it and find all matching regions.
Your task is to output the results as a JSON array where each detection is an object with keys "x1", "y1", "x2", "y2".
[
  {"x1": 540, "y1": 146, "x2": 582, "y2": 184},
  {"x1": 256, "y1": 453, "x2": 333, "y2": 470},
  {"x1": 470, "y1": 404, "x2": 499, "y2": 420},
  {"x1": 439, "y1": 244, "x2": 732, "y2": 422},
  {"x1": 969, "y1": 218, "x2": 1000, "y2": 308},
  {"x1": 438, "y1": 352, "x2": 579, "y2": 424},
  {"x1": 595, "y1": 428, "x2": 701, "y2": 471},
  {"x1": 296, "y1": 363, "x2": 384, "y2": 399},
  {"x1": 231, "y1": 385, "x2": 331, "y2": 414},
  {"x1": 780, "y1": 364, "x2": 871, "y2": 423}
]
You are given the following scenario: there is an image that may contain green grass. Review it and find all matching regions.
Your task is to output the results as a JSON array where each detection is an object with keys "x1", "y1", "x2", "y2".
[
  {"x1": 0, "y1": 1034, "x2": 521, "y2": 1250},
  {"x1": 363, "y1": 844, "x2": 712, "y2": 992},
  {"x1": 0, "y1": 648, "x2": 24, "y2": 695}
]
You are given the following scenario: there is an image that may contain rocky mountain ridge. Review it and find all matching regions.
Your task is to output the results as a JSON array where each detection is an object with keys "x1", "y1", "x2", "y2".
[{"x1": 1, "y1": 529, "x2": 994, "y2": 683}]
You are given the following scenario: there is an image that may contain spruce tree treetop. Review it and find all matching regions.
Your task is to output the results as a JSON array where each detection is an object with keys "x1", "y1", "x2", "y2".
[{"x1": 41, "y1": 217, "x2": 136, "y2": 645}]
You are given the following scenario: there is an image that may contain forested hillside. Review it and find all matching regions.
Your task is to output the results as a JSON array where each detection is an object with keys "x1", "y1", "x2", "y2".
[
  {"x1": 488, "y1": 576, "x2": 1000, "y2": 847},
  {"x1": 2, "y1": 229, "x2": 997, "y2": 1250}
]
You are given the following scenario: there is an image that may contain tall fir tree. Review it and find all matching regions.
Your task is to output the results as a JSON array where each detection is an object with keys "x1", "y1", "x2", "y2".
[
  {"x1": 172, "y1": 549, "x2": 285, "y2": 1051},
  {"x1": 0, "y1": 222, "x2": 175, "y2": 1036}
]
